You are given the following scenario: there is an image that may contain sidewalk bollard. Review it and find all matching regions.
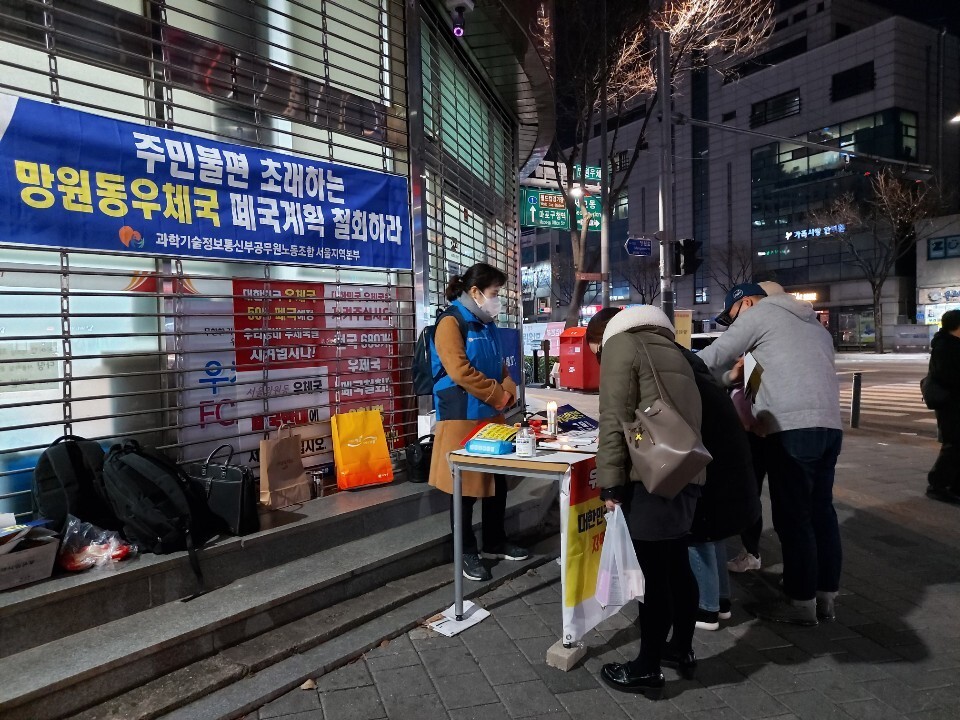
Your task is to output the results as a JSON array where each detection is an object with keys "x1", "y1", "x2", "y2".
[
  {"x1": 532, "y1": 349, "x2": 540, "y2": 384},
  {"x1": 850, "y1": 372, "x2": 862, "y2": 428}
]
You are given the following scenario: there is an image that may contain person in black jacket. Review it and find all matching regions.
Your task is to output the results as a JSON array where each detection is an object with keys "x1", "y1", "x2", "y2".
[
  {"x1": 926, "y1": 310, "x2": 960, "y2": 503},
  {"x1": 663, "y1": 348, "x2": 761, "y2": 676}
]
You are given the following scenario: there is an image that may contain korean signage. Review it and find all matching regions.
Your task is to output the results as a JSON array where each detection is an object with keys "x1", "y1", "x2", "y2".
[
  {"x1": 785, "y1": 224, "x2": 845, "y2": 241},
  {"x1": 180, "y1": 278, "x2": 400, "y2": 467},
  {"x1": 928, "y1": 236, "x2": 960, "y2": 260},
  {"x1": 572, "y1": 164, "x2": 603, "y2": 182},
  {"x1": 520, "y1": 188, "x2": 601, "y2": 231},
  {"x1": 0, "y1": 93, "x2": 411, "y2": 270}
]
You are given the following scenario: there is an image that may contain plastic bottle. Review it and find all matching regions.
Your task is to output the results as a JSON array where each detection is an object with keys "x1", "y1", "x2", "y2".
[{"x1": 515, "y1": 420, "x2": 536, "y2": 458}]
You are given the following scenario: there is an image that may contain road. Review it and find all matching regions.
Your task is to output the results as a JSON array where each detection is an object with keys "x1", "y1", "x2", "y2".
[{"x1": 526, "y1": 352, "x2": 936, "y2": 439}]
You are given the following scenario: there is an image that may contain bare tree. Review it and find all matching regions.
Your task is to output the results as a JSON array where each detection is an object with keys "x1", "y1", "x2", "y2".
[
  {"x1": 623, "y1": 256, "x2": 662, "y2": 305},
  {"x1": 709, "y1": 240, "x2": 754, "y2": 293},
  {"x1": 810, "y1": 169, "x2": 943, "y2": 352},
  {"x1": 551, "y1": 0, "x2": 774, "y2": 327}
]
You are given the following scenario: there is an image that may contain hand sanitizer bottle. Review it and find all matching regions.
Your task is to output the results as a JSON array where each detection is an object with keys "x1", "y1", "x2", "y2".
[{"x1": 515, "y1": 420, "x2": 536, "y2": 458}]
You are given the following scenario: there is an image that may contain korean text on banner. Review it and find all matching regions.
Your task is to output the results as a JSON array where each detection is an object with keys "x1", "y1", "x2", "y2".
[
  {"x1": 331, "y1": 409, "x2": 394, "y2": 490},
  {"x1": 560, "y1": 456, "x2": 621, "y2": 644},
  {"x1": 0, "y1": 93, "x2": 411, "y2": 270}
]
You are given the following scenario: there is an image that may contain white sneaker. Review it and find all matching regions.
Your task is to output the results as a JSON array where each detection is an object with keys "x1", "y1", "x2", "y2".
[{"x1": 727, "y1": 550, "x2": 761, "y2": 573}]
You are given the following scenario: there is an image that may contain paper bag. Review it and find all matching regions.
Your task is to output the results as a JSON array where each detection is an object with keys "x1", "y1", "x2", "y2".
[
  {"x1": 331, "y1": 409, "x2": 394, "y2": 490},
  {"x1": 259, "y1": 425, "x2": 311, "y2": 508}
]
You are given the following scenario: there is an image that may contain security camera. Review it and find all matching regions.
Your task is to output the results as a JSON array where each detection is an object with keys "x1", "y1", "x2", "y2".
[{"x1": 444, "y1": 0, "x2": 474, "y2": 37}]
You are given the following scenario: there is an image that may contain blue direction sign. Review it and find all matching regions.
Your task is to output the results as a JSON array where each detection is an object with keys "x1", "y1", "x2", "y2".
[{"x1": 625, "y1": 236, "x2": 655, "y2": 257}]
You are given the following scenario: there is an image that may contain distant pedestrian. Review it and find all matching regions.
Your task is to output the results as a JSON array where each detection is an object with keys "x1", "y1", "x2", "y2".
[
  {"x1": 587, "y1": 306, "x2": 703, "y2": 699},
  {"x1": 698, "y1": 283, "x2": 842, "y2": 626},
  {"x1": 926, "y1": 310, "x2": 960, "y2": 504},
  {"x1": 429, "y1": 263, "x2": 529, "y2": 582}
]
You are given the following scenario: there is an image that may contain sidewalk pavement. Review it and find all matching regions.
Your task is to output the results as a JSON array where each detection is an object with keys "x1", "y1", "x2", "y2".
[{"x1": 244, "y1": 429, "x2": 959, "y2": 720}]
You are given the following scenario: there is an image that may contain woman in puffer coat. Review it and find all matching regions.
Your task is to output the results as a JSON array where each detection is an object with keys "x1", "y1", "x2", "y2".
[{"x1": 586, "y1": 305, "x2": 703, "y2": 699}]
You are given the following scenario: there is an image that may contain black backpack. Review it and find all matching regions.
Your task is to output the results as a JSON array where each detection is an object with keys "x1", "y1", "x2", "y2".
[
  {"x1": 102, "y1": 440, "x2": 221, "y2": 593},
  {"x1": 32, "y1": 435, "x2": 120, "y2": 533},
  {"x1": 412, "y1": 308, "x2": 470, "y2": 396},
  {"x1": 404, "y1": 435, "x2": 434, "y2": 483}
]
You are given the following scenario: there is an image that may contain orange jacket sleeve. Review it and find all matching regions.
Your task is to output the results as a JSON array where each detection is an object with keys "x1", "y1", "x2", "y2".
[{"x1": 435, "y1": 316, "x2": 512, "y2": 411}]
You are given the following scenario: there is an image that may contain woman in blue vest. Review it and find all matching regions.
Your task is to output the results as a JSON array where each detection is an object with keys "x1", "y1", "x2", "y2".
[{"x1": 428, "y1": 262, "x2": 528, "y2": 581}]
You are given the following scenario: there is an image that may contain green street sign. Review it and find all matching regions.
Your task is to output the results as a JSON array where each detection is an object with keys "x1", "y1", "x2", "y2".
[
  {"x1": 520, "y1": 188, "x2": 601, "y2": 231},
  {"x1": 573, "y1": 164, "x2": 603, "y2": 182}
]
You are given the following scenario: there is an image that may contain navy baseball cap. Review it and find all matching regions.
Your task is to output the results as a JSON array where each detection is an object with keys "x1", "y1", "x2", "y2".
[{"x1": 715, "y1": 282, "x2": 767, "y2": 327}]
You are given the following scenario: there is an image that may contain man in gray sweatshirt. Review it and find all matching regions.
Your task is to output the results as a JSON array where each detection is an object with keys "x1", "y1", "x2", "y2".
[{"x1": 698, "y1": 283, "x2": 842, "y2": 626}]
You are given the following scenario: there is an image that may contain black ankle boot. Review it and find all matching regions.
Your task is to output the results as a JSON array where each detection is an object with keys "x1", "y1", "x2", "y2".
[
  {"x1": 661, "y1": 645, "x2": 697, "y2": 680},
  {"x1": 599, "y1": 662, "x2": 665, "y2": 698}
]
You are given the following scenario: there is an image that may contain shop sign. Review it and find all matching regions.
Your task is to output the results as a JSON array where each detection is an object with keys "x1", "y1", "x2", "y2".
[
  {"x1": 0, "y1": 93, "x2": 411, "y2": 270},
  {"x1": 180, "y1": 279, "x2": 401, "y2": 465},
  {"x1": 785, "y1": 224, "x2": 846, "y2": 240}
]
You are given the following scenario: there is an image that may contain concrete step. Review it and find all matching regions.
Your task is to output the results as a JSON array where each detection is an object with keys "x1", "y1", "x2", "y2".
[
  {"x1": 65, "y1": 547, "x2": 557, "y2": 720},
  {"x1": 0, "y1": 480, "x2": 448, "y2": 658},
  {"x1": 0, "y1": 476, "x2": 558, "y2": 720}
]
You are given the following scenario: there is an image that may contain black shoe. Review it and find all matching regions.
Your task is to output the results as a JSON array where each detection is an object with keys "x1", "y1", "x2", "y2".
[
  {"x1": 719, "y1": 598, "x2": 732, "y2": 620},
  {"x1": 599, "y1": 663, "x2": 665, "y2": 698},
  {"x1": 926, "y1": 485, "x2": 960, "y2": 505},
  {"x1": 661, "y1": 645, "x2": 697, "y2": 680},
  {"x1": 482, "y1": 542, "x2": 530, "y2": 561},
  {"x1": 695, "y1": 608, "x2": 720, "y2": 631},
  {"x1": 462, "y1": 553, "x2": 491, "y2": 581}
]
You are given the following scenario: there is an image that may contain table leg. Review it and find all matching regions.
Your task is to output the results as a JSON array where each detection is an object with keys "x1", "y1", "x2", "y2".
[{"x1": 452, "y1": 463, "x2": 464, "y2": 621}]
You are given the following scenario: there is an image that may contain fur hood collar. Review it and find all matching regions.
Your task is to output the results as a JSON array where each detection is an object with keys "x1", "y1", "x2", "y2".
[{"x1": 601, "y1": 305, "x2": 676, "y2": 347}]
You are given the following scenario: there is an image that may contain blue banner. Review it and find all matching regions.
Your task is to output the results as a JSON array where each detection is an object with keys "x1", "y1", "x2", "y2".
[
  {"x1": 0, "y1": 93, "x2": 411, "y2": 270},
  {"x1": 499, "y1": 328, "x2": 522, "y2": 387}
]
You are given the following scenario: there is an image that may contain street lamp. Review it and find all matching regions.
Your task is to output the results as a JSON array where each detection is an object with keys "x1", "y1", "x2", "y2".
[{"x1": 950, "y1": 112, "x2": 960, "y2": 124}]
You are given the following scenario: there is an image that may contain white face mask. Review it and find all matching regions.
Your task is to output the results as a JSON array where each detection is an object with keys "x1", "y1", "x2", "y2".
[{"x1": 478, "y1": 292, "x2": 502, "y2": 318}]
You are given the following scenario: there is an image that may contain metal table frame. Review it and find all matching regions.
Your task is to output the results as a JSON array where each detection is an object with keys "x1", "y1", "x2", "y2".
[{"x1": 447, "y1": 450, "x2": 594, "y2": 621}]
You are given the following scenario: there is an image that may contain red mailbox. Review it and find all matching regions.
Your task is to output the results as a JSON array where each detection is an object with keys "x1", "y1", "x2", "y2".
[{"x1": 559, "y1": 327, "x2": 600, "y2": 391}]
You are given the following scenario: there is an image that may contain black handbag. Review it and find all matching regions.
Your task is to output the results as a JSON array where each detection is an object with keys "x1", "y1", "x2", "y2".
[
  {"x1": 921, "y1": 374, "x2": 951, "y2": 410},
  {"x1": 181, "y1": 444, "x2": 260, "y2": 536},
  {"x1": 405, "y1": 435, "x2": 434, "y2": 483}
]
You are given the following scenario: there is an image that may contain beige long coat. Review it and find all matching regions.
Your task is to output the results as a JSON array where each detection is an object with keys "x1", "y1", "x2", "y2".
[{"x1": 427, "y1": 315, "x2": 517, "y2": 498}]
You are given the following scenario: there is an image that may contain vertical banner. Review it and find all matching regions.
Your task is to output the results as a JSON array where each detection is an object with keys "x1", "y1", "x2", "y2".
[
  {"x1": 560, "y1": 456, "x2": 619, "y2": 644},
  {"x1": 674, "y1": 310, "x2": 693, "y2": 350},
  {"x1": 498, "y1": 328, "x2": 522, "y2": 387}
]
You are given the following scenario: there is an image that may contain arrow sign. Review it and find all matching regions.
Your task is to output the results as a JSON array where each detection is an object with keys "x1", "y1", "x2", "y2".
[{"x1": 625, "y1": 236, "x2": 654, "y2": 257}]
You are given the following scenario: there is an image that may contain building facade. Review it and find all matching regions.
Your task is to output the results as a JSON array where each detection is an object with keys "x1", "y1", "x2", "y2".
[
  {"x1": 521, "y1": 0, "x2": 960, "y2": 349},
  {"x1": 0, "y1": 0, "x2": 555, "y2": 517}
]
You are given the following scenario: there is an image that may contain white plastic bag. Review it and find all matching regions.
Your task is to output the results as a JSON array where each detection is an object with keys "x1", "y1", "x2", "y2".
[{"x1": 595, "y1": 505, "x2": 645, "y2": 608}]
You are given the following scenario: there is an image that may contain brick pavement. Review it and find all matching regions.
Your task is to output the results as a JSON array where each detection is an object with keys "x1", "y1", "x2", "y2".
[{"x1": 244, "y1": 430, "x2": 960, "y2": 720}]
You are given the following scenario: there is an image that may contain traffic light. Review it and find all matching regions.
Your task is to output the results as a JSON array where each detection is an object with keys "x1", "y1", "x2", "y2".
[{"x1": 673, "y1": 239, "x2": 703, "y2": 277}]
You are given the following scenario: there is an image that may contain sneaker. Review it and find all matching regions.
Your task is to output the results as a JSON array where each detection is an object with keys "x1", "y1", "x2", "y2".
[
  {"x1": 462, "y1": 553, "x2": 492, "y2": 581},
  {"x1": 751, "y1": 598, "x2": 817, "y2": 627},
  {"x1": 695, "y1": 609, "x2": 720, "y2": 631},
  {"x1": 727, "y1": 550, "x2": 761, "y2": 573},
  {"x1": 482, "y1": 542, "x2": 530, "y2": 561},
  {"x1": 718, "y1": 598, "x2": 732, "y2": 620},
  {"x1": 816, "y1": 591, "x2": 837, "y2": 621}
]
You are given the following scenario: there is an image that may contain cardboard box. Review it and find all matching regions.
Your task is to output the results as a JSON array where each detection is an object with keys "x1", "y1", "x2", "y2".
[{"x1": 0, "y1": 528, "x2": 59, "y2": 592}]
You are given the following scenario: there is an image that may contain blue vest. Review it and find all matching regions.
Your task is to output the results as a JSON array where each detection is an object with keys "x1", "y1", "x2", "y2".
[{"x1": 430, "y1": 301, "x2": 504, "y2": 422}]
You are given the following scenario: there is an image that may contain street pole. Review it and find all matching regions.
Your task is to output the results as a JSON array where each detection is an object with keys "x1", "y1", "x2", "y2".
[
  {"x1": 657, "y1": 30, "x2": 675, "y2": 323},
  {"x1": 599, "y1": 0, "x2": 610, "y2": 308}
]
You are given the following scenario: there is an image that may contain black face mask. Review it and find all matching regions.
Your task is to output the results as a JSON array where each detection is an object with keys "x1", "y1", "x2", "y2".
[{"x1": 595, "y1": 347, "x2": 603, "y2": 364}]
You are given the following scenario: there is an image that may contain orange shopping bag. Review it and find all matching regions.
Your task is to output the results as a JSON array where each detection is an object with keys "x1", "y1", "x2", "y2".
[{"x1": 331, "y1": 409, "x2": 394, "y2": 490}]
